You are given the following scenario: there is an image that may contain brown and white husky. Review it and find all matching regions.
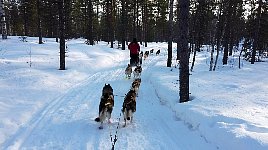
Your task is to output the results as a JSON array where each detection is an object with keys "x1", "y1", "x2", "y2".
[
  {"x1": 125, "y1": 64, "x2": 132, "y2": 79},
  {"x1": 122, "y1": 89, "x2": 136, "y2": 127},
  {"x1": 95, "y1": 84, "x2": 114, "y2": 129}
]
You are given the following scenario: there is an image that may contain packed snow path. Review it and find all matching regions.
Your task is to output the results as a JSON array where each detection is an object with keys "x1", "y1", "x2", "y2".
[{"x1": 2, "y1": 44, "x2": 218, "y2": 150}]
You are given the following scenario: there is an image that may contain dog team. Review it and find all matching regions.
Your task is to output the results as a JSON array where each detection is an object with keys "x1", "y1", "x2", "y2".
[
  {"x1": 95, "y1": 78, "x2": 142, "y2": 129},
  {"x1": 95, "y1": 62, "x2": 142, "y2": 129},
  {"x1": 125, "y1": 48, "x2": 159, "y2": 79},
  {"x1": 143, "y1": 49, "x2": 161, "y2": 60},
  {"x1": 95, "y1": 47, "x2": 160, "y2": 129},
  {"x1": 95, "y1": 61, "x2": 143, "y2": 129},
  {"x1": 125, "y1": 64, "x2": 142, "y2": 79}
]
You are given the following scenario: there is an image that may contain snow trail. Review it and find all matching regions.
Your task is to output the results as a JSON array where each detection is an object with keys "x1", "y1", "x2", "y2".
[
  {"x1": 1, "y1": 60, "x2": 131, "y2": 149},
  {"x1": 1, "y1": 45, "x2": 215, "y2": 150}
]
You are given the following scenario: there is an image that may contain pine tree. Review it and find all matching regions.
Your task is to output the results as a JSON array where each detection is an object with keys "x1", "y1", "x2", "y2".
[
  {"x1": 0, "y1": 0, "x2": 7, "y2": 39},
  {"x1": 178, "y1": 0, "x2": 190, "y2": 103},
  {"x1": 251, "y1": 0, "x2": 262, "y2": 64},
  {"x1": 57, "y1": 0, "x2": 65, "y2": 70},
  {"x1": 86, "y1": 0, "x2": 94, "y2": 45},
  {"x1": 37, "y1": 0, "x2": 43, "y2": 44},
  {"x1": 167, "y1": 0, "x2": 174, "y2": 67}
]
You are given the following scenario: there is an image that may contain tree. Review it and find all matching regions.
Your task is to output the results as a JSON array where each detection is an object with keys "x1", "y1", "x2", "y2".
[
  {"x1": 86, "y1": 0, "x2": 94, "y2": 45},
  {"x1": 251, "y1": 0, "x2": 262, "y2": 64},
  {"x1": 213, "y1": 0, "x2": 224, "y2": 71},
  {"x1": 142, "y1": 0, "x2": 148, "y2": 47},
  {"x1": 2, "y1": 0, "x2": 267, "y2": 60},
  {"x1": 58, "y1": 0, "x2": 65, "y2": 70},
  {"x1": 103, "y1": 0, "x2": 115, "y2": 47},
  {"x1": 22, "y1": 0, "x2": 29, "y2": 36},
  {"x1": 155, "y1": 0, "x2": 168, "y2": 42},
  {"x1": 119, "y1": 0, "x2": 126, "y2": 50},
  {"x1": 190, "y1": 0, "x2": 211, "y2": 72},
  {"x1": 0, "y1": 0, "x2": 7, "y2": 39},
  {"x1": 221, "y1": 0, "x2": 243, "y2": 65},
  {"x1": 178, "y1": 0, "x2": 190, "y2": 103},
  {"x1": 209, "y1": 1, "x2": 217, "y2": 71},
  {"x1": 144, "y1": 0, "x2": 155, "y2": 42},
  {"x1": 167, "y1": 0, "x2": 174, "y2": 67},
  {"x1": 37, "y1": 0, "x2": 43, "y2": 44},
  {"x1": 222, "y1": 0, "x2": 234, "y2": 65}
]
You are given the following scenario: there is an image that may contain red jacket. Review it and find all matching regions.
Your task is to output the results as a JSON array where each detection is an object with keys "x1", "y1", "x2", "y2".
[{"x1": 128, "y1": 42, "x2": 140, "y2": 55}]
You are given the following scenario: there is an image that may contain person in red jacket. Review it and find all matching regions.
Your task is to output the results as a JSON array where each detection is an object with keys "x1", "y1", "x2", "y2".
[{"x1": 128, "y1": 38, "x2": 140, "y2": 66}]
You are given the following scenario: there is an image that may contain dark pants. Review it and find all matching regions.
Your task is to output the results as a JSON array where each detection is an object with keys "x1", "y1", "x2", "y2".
[{"x1": 130, "y1": 54, "x2": 139, "y2": 66}]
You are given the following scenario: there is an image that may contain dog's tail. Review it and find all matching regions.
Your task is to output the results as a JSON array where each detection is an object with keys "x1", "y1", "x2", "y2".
[{"x1": 95, "y1": 117, "x2": 100, "y2": 122}]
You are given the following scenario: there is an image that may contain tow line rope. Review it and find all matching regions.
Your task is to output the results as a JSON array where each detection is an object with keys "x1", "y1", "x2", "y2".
[{"x1": 109, "y1": 112, "x2": 121, "y2": 150}]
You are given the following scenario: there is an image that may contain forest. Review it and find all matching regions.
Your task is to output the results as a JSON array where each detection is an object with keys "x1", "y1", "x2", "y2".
[
  {"x1": 1, "y1": 0, "x2": 267, "y2": 52},
  {"x1": 1, "y1": 2, "x2": 268, "y2": 148}
]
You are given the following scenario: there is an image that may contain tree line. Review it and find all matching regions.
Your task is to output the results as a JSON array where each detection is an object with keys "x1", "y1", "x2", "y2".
[
  {"x1": 1, "y1": 0, "x2": 267, "y2": 50},
  {"x1": 1, "y1": 0, "x2": 267, "y2": 102}
]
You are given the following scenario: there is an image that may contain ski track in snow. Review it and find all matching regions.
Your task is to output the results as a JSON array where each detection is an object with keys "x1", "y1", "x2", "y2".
[{"x1": 1, "y1": 52, "x2": 215, "y2": 150}]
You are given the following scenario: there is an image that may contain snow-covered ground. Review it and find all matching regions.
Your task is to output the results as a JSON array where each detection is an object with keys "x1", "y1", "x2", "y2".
[{"x1": 0, "y1": 36, "x2": 267, "y2": 150}]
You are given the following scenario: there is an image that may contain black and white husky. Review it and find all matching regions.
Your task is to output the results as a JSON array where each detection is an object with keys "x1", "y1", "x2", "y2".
[
  {"x1": 125, "y1": 64, "x2": 132, "y2": 79},
  {"x1": 95, "y1": 84, "x2": 114, "y2": 129},
  {"x1": 102, "y1": 84, "x2": 113, "y2": 96},
  {"x1": 156, "y1": 49, "x2": 160, "y2": 55},
  {"x1": 122, "y1": 89, "x2": 136, "y2": 127},
  {"x1": 133, "y1": 65, "x2": 142, "y2": 79}
]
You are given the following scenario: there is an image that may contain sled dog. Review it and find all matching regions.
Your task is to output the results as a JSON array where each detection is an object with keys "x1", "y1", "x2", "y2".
[
  {"x1": 156, "y1": 49, "x2": 160, "y2": 55},
  {"x1": 125, "y1": 64, "x2": 132, "y2": 79},
  {"x1": 122, "y1": 89, "x2": 136, "y2": 127},
  {"x1": 95, "y1": 94, "x2": 114, "y2": 129},
  {"x1": 144, "y1": 51, "x2": 149, "y2": 60},
  {"x1": 150, "y1": 49, "x2": 154, "y2": 54},
  {"x1": 102, "y1": 83, "x2": 113, "y2": 96},
  {"x1": 133, "y1": 65, "x2": 142, "y2": 79},
  {"x1": 131, "y1": 78, "x2": 141, "y2": 95},
  {"x1": 140, "y1": 51, "x2": 144, "y2": 57},
  {"x1": 95, "y1": 84, "x2": 114, "y2": 129},
  {"x1": 139, "y1": 51, "x2": 143, "y2": 65}
]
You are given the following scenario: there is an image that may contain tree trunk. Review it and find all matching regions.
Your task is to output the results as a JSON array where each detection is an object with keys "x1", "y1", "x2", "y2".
[
  {"x1": 251, "y1": 0, "x2": 262, "y2": 64},
  {"x1": 23, "y1": 7, "x2": 27, "y2": 35},
  {"x1": 121, "y1": 0, "x2": 126, "y2": 50},
  {"x1": 222, "y1": 0, "x2": 235, "y2": 65},
  {"x1": 209, "y1": 42, "x2": 214, "y2": 71},
  {"x1": 213, "y1": 39, "x2": 220, "y2": 71},
  {"x1": 37, "y1": 0, "x2": 43, "y2": 44},
  {"x1": 213, "y1": 2, "x2": 224, "y2": 71},
  {"x1": 222, "y1": 36, "x2": 229, "y2": 65},
  {"x1": 106, "y1": 0, "x2": 114, "y2": 48},
  {"x1": 167, "y1": 0, "x2": 174, "y2": 67},
  {"x1": 190, "y1": 45, "x2": 198, "y2": 72},
  {"x1": 239, "y1": 49, "x2": 245, "y2": 69},
  {"x1": 178, "y1": 0, "x2": 190, "y2": 103},
  {"x1": 86, "y1": 0, "x2": 94, "y2": 45},
  {"x1": 222, "y1": 14, "x2": 230, "y2": 65},
  {"x1": 209, "y1": 19, "x2": 217, "y2": 71},
  {"x1": 58, "y1": 0, "x2": 65, "y2": 70},
  {"x1": 144, "y1": 1, "x2": 148, "y2": 47},
  {"x1": 0, "y1": 0, "x2": 7, "y2": 39},
  {"x1": 96, "y1": 1, "x2": 100, "y2": 43}
]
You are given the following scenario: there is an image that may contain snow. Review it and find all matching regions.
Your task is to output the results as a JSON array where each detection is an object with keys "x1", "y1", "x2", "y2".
[{"x1": 0, "y1": 36, "x2": 267, "y2": 150}]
